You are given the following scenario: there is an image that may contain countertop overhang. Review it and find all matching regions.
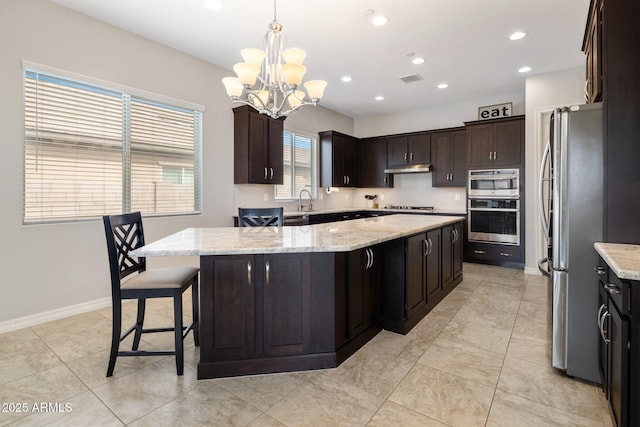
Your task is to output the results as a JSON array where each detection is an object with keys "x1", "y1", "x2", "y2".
[
  {"x1": 594, "y1": 242, "x2": 640, "y2": 280},
  {"x1": 132, "y1": 214, "x2": 464, "y2": 257}
]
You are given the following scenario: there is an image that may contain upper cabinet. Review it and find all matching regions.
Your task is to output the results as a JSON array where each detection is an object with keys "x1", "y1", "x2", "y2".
[
  {"x1": 319, "y1": 130, "x2": 358, "y2": 187},
  {"x1": 233, "y1": 106, "x2": 285, "y2": 184},
  {"x1": 432, "y1": 129, "x2": 467, "y2": 186},
  {"x1": 387, "y1": 133, "x2": 431, "y2": 168},
  {"x1": 583, "y1": 0, "x2": 603, "y2": 103},
  {"x1": 359, "y1": 137, "x2": 393, "y2": 188},
  {"x1": 466, "y1": 116, "x2": 524, "y2": 168}
]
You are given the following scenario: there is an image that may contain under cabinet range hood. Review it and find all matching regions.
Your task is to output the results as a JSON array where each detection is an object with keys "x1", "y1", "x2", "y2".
[{"x1": 383, "y1": 163, "x2": 431, "y2": 174}]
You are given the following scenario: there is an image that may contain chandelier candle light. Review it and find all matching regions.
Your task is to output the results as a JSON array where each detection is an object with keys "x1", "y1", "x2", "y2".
[{"x1": 221, "y1": 0, "x2": 328, "y2": 119}]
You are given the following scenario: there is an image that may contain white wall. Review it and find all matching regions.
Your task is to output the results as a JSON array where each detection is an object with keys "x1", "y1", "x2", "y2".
[
  {"x1": 0, "y1": 0, "x2": 351, "y2": 329},
  {"x1": 523, "y1": 66, "x2": 585, "y2": 274}
]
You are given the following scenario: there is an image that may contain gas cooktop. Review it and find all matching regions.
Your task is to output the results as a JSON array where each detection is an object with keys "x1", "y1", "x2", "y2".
[{"x1": 383, "y1": 205, "x2": 434, "y2": 211}]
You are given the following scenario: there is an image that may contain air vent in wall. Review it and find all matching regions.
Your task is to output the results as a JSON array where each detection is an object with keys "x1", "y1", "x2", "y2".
[{"x1": 399, "y1": 73, "x2": 424, "y2": 83}]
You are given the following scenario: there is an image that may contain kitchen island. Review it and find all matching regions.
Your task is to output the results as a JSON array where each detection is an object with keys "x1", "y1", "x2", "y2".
[{"x1": 133, "y1": 214, "x2": 464, "y2": 379}]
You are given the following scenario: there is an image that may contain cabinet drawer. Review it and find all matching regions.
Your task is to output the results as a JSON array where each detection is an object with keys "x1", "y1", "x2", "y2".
[
  {"x1": 467, "y1": 244, "x2": 521, "y2": 261},
  {"x1": 606, "y1": 273, "x2": 631, "y2": 316}
]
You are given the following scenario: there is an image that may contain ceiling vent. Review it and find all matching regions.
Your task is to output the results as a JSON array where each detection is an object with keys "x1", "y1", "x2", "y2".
[{"x1": 399, "y1": 73, "x2": 424, "y2": 83}]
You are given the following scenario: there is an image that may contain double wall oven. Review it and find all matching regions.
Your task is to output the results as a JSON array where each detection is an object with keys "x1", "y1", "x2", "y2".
[{"x1": 467, "y1": 168, "x2": 520, "y2": 245}]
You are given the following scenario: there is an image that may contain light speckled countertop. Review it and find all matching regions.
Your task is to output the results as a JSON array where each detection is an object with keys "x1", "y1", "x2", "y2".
[
  {"x1": 132, "y1": 214, "x2": 463, "y2": 256},
  {"x1": 280, "y1": 207, "x2": 467, "y2": 217},
  {"x1": 594, "y1": 242, "x2": 640, "y2": 280}
]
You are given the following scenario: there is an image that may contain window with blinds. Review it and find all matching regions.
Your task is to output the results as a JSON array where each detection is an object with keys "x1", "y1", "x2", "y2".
[
  {"x1": 274, "y1": 130, "x2": 317, "y2": 200},
  {"x1": 23, "y1": 69, "x2": 202, "y2": 223}
]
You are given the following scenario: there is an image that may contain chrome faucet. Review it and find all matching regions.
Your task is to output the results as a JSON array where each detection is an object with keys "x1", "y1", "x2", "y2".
[{"x1": 298, "y1": 189, "x2": 313, "y2": 212}]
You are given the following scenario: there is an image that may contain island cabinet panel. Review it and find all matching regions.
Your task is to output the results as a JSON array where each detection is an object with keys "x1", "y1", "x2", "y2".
[
  {"x1": 262, "y1": 254, "x2": 311, "y2": 357},
  {"x1": 198, "y1": 253, "x2": 336, "y2": 378},
  {"x1": 381, "y1": 221, "x2": 463, "y2": 335}
]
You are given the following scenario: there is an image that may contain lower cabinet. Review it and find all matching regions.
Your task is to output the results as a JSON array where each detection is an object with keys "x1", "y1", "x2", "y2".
[
  {"x1": 596, "y1": 257, "x2": 638, "y2": 427},
  {"x1": 381, "y1": 222, "x2": 463, "y2": 334},
  {"x1": 465, "y1": 241, "x2": 523, "y2": 268}
]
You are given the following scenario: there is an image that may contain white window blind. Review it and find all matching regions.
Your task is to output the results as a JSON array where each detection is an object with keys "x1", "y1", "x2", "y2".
[
  {"x1": 24, "y1": 69, "x2": 202, "y2": 223},
  {"x1": 275, "y1": 130, "x2": 317, "y2": 200}
]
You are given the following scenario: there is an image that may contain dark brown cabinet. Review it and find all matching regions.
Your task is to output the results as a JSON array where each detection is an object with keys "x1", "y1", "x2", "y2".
[
  {"x1": 595, "y1": 258, "x2": 638, "y2": 427},
  {"x1": 425, "y1": 228, "x2": 442, "y2": 300},
  {"x1": 583, "y1": 0, "x2": 603, "y2": 103},
  {"x1": 320, "y1": 131, "x2": 358, "y2": 187},
  {"x1": 200, "y1": 253, "x2": 313, "y2": 363},
  {"x1": 387, "y1": 133, "x2": 431, "y2": 168},
  {"x1": 466, "y1": 116, "x2": 523, "y2": 168},
  {"x1": 233, "y1": 106, "x2": 284, "y2": 184},
  {"x1": 465, "y1": 241, "x2": 522, "y2": 268},
  {"x1": 359, "y1": 138, "x2": 393, "y2": 188},
  {"x1": 442, "y1": 222, "x2": 464, "y2": 290},
  {"x1": 405, "y1": 233, "x2": 428, "y2": 318},
  {"x1": 432, "y1": 129, "x2": 467, "y2": 186},
  {"x1": 346, "y1": 246, "x2": 379, "y2": 340}
]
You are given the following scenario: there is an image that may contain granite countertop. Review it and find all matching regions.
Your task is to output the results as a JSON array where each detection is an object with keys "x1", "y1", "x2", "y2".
[
  {"x1": 132, "y1": 214, "x2": 463, "y2": 257},
  {"x1": 594, "y1": 242, "x2": 640, "y2": 280}
]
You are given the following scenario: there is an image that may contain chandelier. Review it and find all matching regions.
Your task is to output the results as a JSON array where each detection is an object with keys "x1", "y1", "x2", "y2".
[{"x1": 221, "y1": 0, "x2": 327, "y2": 119}]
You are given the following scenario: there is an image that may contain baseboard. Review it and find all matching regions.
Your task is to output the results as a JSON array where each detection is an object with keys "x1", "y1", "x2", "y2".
[{"x1": 0, "y1": 297, "x2": 112, "y2": 335}]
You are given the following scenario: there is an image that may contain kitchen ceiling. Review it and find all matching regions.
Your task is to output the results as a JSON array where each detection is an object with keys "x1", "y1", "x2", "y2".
[{"x1": 50, "y1": 0, "x2": 590, "y2": 119}]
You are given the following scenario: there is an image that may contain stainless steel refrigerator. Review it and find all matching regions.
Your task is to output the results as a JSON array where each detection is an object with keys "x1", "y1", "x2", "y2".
[{"x1": 538, "y1": 102, "x2": 603, "y2": 383}]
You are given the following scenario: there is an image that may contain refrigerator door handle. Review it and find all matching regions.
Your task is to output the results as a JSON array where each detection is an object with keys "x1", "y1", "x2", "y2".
[{"x1": 538, "y1": 139, "x2": 551, "y2": 241}]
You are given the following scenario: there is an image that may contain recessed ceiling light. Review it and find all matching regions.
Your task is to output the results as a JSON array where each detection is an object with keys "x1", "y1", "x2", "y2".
[
  {"x1": 203, "y1": 0, "x2": 222, "y2": 10},
  {"x1": 509, "y1": 31, "x2": 528, "y2": 41},
  {"x1": 341, "y1": 76, "x2": 352, "y2": 83},
  {"x1": 371, "y1": 15, "x2": 389, "y2": 26},
  {"x1": 375, "y1": 95, "x2": 384, "y2": 101},
  {"x1": 518, "y1": 66, "x2": 532, "y2": 73},
  {"x1": 412, "y1": 57, "x2": 425, "y2": 65},
  {"x1": 437, "y1": 83, "x2": 449, "y2": 89}
]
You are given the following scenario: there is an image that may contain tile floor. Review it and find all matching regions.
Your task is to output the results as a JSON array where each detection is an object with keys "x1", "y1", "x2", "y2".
[{"x1": 0, "y1": 263, "x2": 614, "y2": 426}]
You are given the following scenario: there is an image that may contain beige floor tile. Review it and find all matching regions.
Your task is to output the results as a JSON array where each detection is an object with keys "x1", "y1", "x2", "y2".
[
  {"x1": 407, "y1": 310, "x2": 453, "y2": 343},
  {"x1": 214, "y1": 372, "x2": 306, "y2": 411},
  {"x1": 0, "y1": 365, "x2": 87, "y2": 425},
  {"x1": 506, "y1": 333, "x2": 551, "y2": 365},
  {"x1": 15, "y1": 390, "x2": 124, "y2": 426},
  {"x1": 267, "y1": 378, "x2": 384, "y2": 427},
  {"x1": 367, "y1": 401, "x2": 448, "y2": 426},
  {"x1": 430, "y1": 287, "x2": 473, "y2": 313},
  {"x1": 0, "y1": 329, "x2": 62, "y2": 385},
  {"x1": 91, "y1": 358, "x2": 198, "y2": 424},
  {"x1": 418, "y1": 338, "x2": 504, "y2": 386},
  {"x1": 308, "y1": 346, "x2": 415, "y2": 398},
  {"x1": 451, "y1": 297, "x2": 518, "y2": 330},
  {"x1": 438, "y1": 318, "x2": 512, "y2": 355},
  {"x1": 247, "y1": 413, "x2": 288, "y2": 426},
  {"x1": 364, "y1": 329, "x2": 430, "y2": 363},
  {"x1": 497, "y1": 355, "x2": 603, "y2": 422},
  {"x1": 487, "y1": 390, "x2": 604, "y2": 427},
  {"x1": 389, "y1": 364, "x2": 494, "y2": 427},
  {"x1": 597, "y1": 388, "x2": 614, "y2": 427},
  {"x1": 129, "y1": 381, "x2": 262, "y2": 426}
]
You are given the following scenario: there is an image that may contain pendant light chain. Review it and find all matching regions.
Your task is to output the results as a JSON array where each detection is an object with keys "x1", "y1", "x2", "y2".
[{"x1": 273, "y1": 0, "x2": 278, "y2": 23}]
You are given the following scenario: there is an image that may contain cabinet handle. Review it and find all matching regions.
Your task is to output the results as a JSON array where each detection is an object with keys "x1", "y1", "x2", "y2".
[
  {"x1": 599, "y1": 310, "x2": 611, "y2": 344},
  {"x1": 404, "y1": 152, "x2": 407, "y2": 161},
  {"x1": 493, "y1": 151, "x2": 497, "y2": 160},
  {"x1": 584, "y1": 80, "x2": 590, "y2": 103},
  {"x1": 604, "y1": 283, "x2": 621, "y2": 295},
  {"x1": 597, "y1": 303, "x2": 606, "y2": 329},
  {"x1": 269, "y1": 167, "x2": 274, "y2": 179},
  {"x1": 474, "y1": 250, "x2": 486, "y2": 254},
  {"x1": 410, "y1": 152, "x2": 414, "y2": 161},
  {"x1": 451, "y1": 229, "x2": 457, "y2": 243},
  {"x1": 594, "y1": 266, "x2": 606, "y2": 276},
  {"x1": 384, "y1": 176, "x2": 387, "y2": 184},
  {"x1": 499, "y1": 252, "x2": 513, "y2": 257},
  {"x1": 347, "y1": 176, "x2": 350, "y2": 185},
  {"x1": 265, "y1": 260, "x2": 270, "y2": 285},
  {"x1": 369, "y1": 248, "x2": 374, "y2": 269},
  {"x1": 365, "y1": 248, "x2": 371, "y2": 269},
  {"x1": 264, "y1": 167, "x2": 268, "y2": 179},
  {"x1": 247, "y1": 260, "x2": 252, "y2": 286},
  {"x1": 423, "y1": 239, "x2": 428, "y2": 257},
  {"x1": 489, "y1": 152, "x2": 493, "y2": 161}
]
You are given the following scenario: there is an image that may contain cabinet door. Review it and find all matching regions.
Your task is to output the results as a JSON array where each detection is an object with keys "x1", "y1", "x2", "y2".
[
  {"x1": 493, "y1": 119, "x2": 522, "y2": 166},
  {"x1": 609, "y1": 303, "x2": 629, "y2": 427},
  {"x1": 388, "y1": 136, "x2": 409, "y2": 167},
  {"x1": 207, "y1": 255, "x2": 255, "y2": 360},
  {"x1": 359, "y1": 139, "x2": 392, "y2": 188},
  {"x1": 441, "y1": 225, "x2": 454, "y2": 289},
  {"x1": 248, "y1": 113, "x2": 270, "y2": 183},
  {"x1": 406, "y1": 233, "x2": 427, "y2": 317},
  {"x1": 425, "y1": 228, "x2": 441, "y2": 299},
  {"x1": 262, "y1": 253, "x2": 311, "y2": 356},
  {"x1": 267, "y1": 118, "x2": 284, "y2": 184},
  {"x1": 450, "y1": 130, "x2": 467, "y2": 186},
  {"x1": 467, "y1": 124, "x2": 494, "y2": 167},
  {"x1": 432, "y1": 132, "x2": 452, "y2": 186},
  {"x1": 408, "y1": 134, "x2": 430, "y2": 165},
  {"x1": 452, "y1": 221, "x2": 464, "y2": 278},
  {"x1": 598, "y1": 282, "x2": 609, "y2": 397},
  {"x1": 347, "y1": 247, "x2": 378, "y2": 339}
]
